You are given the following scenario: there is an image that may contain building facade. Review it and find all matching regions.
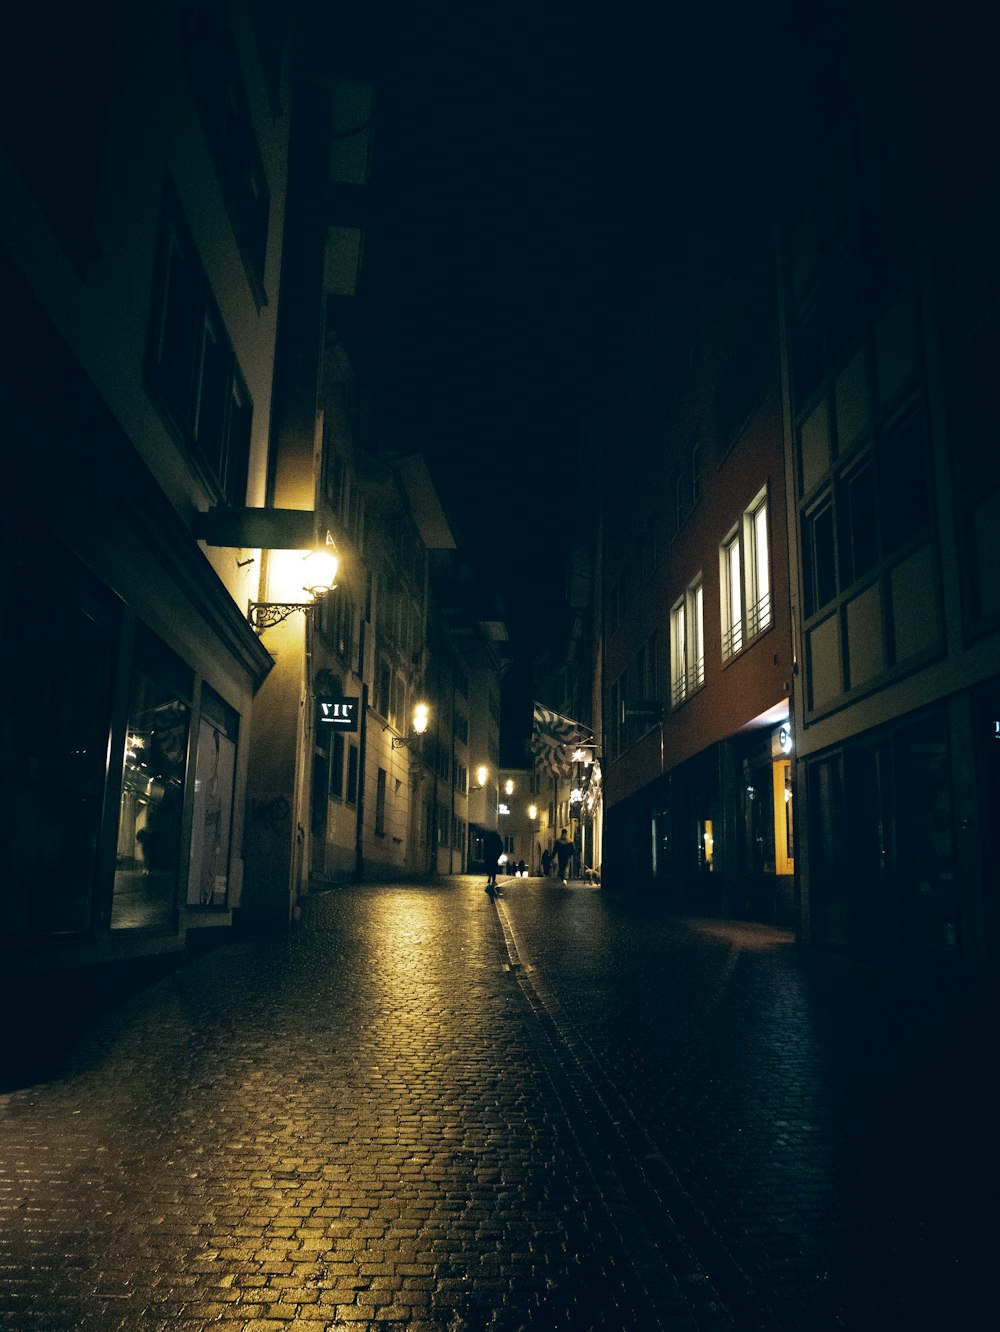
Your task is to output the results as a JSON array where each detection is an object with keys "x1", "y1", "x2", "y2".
[
  {"x1": 1, "y1": 1, "x2": 294, "y2": 972},
  {"x1": 601, "y1": 156, "x2": 795, "y2": 925},
  {"x1": 0, "y1": 3, "x2": 507, "y2": 975},
  {"x1": 774, "y1": 13, "x2": 999, "y2": 981}
]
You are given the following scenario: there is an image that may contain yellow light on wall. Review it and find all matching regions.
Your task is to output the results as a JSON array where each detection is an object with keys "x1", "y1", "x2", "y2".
[{"x1": 248, "y1": 542, "x2": 340, "y2": 632}]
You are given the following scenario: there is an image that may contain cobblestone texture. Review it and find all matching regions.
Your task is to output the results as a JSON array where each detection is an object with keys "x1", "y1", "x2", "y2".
[{"x1": 0, "y1": 878, "x2": 991, "y2": 1330}]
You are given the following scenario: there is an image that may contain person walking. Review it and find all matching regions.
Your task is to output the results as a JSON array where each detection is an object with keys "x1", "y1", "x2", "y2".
[
  {"x1": 483, "y1": 828, "x2": 504, "y2": 899},
  {"x1": 541, "y1": 846, "x2": 552, "y2": 878},
  {"x1": 554, "y1": 828, "x2": 573, "y2": 884}
]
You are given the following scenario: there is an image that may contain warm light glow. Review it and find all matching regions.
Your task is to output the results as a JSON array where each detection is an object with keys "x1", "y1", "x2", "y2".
[
  {"x1": 302, "y1": 547, "x2": 339, "y2": 593},
  {"x1": 412, "y1": 701, "x2": 430, "y2": 735},
  {"x1": 570, "y1": 788, "x2": 582, "y2": 804},
  {"x1": 267, "y1": 545, "x2": 339, "y2": 604},
  {"x1": 504, "y1": 778, "x2": 514, "y2": 796},
  {"x1": 528, "y1": 804, "x2": 538, "y2": 820},
  {"x1": 476, "y1": 765, "x2": 488, "y2": 788}
]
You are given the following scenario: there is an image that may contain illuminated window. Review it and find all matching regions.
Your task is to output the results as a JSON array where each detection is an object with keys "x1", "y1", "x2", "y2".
[
  {"x1": 722, "y1": 532, "x2": 743, "y2": 658},
  {"x1": 748, "y1": 493, "x2": 771, "y2": 636},
  {"x1": 671, "y1": 577, "x2": 704, "y2": 705},
  {"x1": 721, "y1": 488, "x2": 771, "y2": 660}
]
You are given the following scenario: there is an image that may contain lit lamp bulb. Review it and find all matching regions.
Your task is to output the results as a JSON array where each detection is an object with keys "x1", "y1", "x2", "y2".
[
  {"x1": 476, "y1": 765, "x2": 488, "y2": 788},
  {"x1": 504, "y1": 778, "x2": 514, "y2": 796},
  {"x1": 302, "y1": 547, "x2": 339, "y2": 596},
  {"x1": 412, "y1": 702, "x2": 429, "y2": 735}
]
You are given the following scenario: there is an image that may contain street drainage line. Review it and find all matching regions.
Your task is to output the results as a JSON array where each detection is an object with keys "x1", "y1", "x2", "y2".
[
  {"x1": 489, "y1": 908, "x2": 686, "y2": 1330},
  {"x1": 491, "y1": 895, "x2": 527, "y2": 971},
  {"x1": 494, "y1": 898, "x2": 777, "y2": 1332}
]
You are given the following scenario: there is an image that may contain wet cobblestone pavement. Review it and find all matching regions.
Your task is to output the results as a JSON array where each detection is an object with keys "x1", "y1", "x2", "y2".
[{"x1": 1, "y1": 878, "x2": 992, "y2": 1329}]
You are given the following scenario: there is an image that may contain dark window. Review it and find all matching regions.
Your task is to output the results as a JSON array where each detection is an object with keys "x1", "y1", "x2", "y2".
[
  {"x1": 147, "y1": 184, "x2": 254, "y2": 506},
  {"x1": 804, "y1": 499, "x2": 837, "y2": 615},
  {"x1": 793, "y1": 298, "x2": 825, "y2": 408},
  {"x1": 331, "y1": 731, "x2": 345, "y2": 799},
  {"x1": 180, "y1": 0, "x2": 271, "y2": 291},
  {"x1": 839, "y1": 460, "x2": 878, "y2": 587},
  {"x1": 1, "y1": 4, "x2": 116, "y2": 268},
  {"x1": 1, "y1": 536, "x2": 119, "y2": 937},
  {"x1": 878, "y1": 408, "x2": 930, "y2": 554},
  {"x1": 826, "y1": 241, "x2": 864, "y2": 364},
  {"x1": 347, "y1": 744, "x2": 359, "y2": 804}
]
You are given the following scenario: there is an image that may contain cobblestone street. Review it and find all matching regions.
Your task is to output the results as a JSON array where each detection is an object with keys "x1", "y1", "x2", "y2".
[{"x1": 1, "y1": 879, "x2": 991, "y2": 1330}]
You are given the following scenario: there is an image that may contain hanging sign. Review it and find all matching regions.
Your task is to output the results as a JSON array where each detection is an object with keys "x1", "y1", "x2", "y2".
[{"x1": 316, "y1": 697, "x2": 359, "y2": 732}]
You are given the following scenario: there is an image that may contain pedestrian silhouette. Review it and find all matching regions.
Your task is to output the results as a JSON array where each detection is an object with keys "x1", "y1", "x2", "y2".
[
  {"x1": 554, "y1": 828, "x2": 572, "y2": 884},
  {"x1": 483, "y1": 828, "x2": 504, "y2": 898}
]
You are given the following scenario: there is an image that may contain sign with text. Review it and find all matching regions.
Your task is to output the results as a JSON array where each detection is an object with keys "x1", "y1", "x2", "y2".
[
  {"x1": 316, "y1": 697, "x2": 359, "y2": 732},
  {"x1": 623, "y1": 701, "x2": 663, "y2": 724}
]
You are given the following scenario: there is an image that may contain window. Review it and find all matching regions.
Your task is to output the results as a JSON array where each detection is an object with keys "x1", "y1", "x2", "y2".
[
  {"x1": 671, "y1": 578, "x2": 704, "y2": 705},
  {"x1": 838, "y1": 460, "x2": 877, "y2": 588},
  {"x1": 180, "y1": 0, "x2": 270, "y2": 292},
  {"x1": 721, "y1": 489, "x2": 771, "y2": 659},
  {"x1": 330, "y1": 731, "x2": 345, "y2": 799},
  {"x1": 147, "y1": 185, "x2": 253, "y2": 507},
  {"x1": 347, "y1": 744, "x2": 359, "y2": 804},
  {"x1": 803, "y1": 499, "x2": 837, "y2": 617},
  {"x1": 375, "y1": 767, "x2": 386, "y2": 835},
  {"x1": 722, "y1": 533, "x2": 743, "y2": 657},
  {"x1": 747, "y1": 494, "x2": 771, "y2": 637}
]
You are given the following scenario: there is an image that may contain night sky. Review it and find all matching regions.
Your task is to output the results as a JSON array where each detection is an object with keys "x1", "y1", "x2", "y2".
[
  {"x1": 307, "y1": 1, "x2": 791, "y2": 747},
  {"x1": 316, "y1": 0, "x2": 744, "y2": 506}
]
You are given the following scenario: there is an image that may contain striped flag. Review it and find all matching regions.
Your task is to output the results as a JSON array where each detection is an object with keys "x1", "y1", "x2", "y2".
[{"x1": 530, "y1": 702, "x2": 593, "y2": 777}]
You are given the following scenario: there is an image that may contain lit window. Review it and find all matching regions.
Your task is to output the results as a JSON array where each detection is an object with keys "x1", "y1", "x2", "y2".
[
  {"x1": 722, "y1": 533, "x2": 743, "y2": 658},
  {"x1": 671, "y1": 577, "x2": 704, "y2": 705},
  {"x1": 748, "y1": 494, "x2": 771, "y2": 636},
  {"x1": 721, "y1": 488, "x2": 770, "y2": 659}
]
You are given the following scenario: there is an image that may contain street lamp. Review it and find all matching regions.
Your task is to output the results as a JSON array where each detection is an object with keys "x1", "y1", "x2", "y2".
[
  {"x1": 392, "y1": 701, "x2": 431, "y2": 749},
  {"x1": 473, "y1": 764, "x2": 488, "y2": 790},
  {"x1": 248, "y1": 544, "x2": 340, "y2": 631}
]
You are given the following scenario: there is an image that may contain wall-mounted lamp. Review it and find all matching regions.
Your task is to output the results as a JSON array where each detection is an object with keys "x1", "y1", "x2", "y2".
[
  {"x1": 248, "y1": 545, "x2": 339, "y2": 632},
  {"x1": 391, "y1": 701, "x2": 431, "y2": 749},
  {"x1": 504, "y1": 778, "x2": 515, "y2": 797},
  {"x1": 471, "y1": 764, "x2": 489, "y2": 791},
  {"x1": 528, "y1": 804, "x2": 538, "y2": 820}
]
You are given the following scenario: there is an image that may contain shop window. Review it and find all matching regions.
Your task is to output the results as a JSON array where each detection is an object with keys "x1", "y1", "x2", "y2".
[
  {"x1": 113, "y1": 628, "x2": 192, "y2": 931},
  {"x1": 346, "y1": 743, "x2": 359, "y2": 804},
  {"x1": 1, "y1": 538, "x2": 119, "y2": 938},
  {"x1": 187, "y1": 689, "x2": 238, "y2": 908}
]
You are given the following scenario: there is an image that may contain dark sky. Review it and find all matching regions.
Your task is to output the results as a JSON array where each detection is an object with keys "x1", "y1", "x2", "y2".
[
  {"x1": 331, "y1": 1, "x2": 740, "y2": 591},
  {"x1": 308, "y1": 1, "x2": 768, "y2": 741}
]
